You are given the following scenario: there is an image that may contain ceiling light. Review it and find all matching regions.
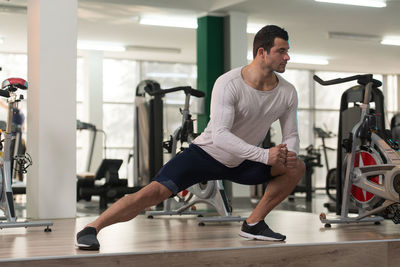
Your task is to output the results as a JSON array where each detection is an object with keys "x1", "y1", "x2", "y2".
[
  {"x1": 77, "y1": 41, "x2": 126, "y2": 52},
  {"x1": 315, "y1": 0, "x2": 386, "y2": 8},
  {"x1": 140, "y1": 15, "x2": 197, "y2": 29},
  {"x1": 0, "y1": 4, "x2": 27, "y2": 14},
  {"x1": 125, "y1": 45, "x2": 181, "y2": 54},
  {"x1": 381, "y1": 36, "x2": 400, "y2": 46},
  {"x1": 328, "y1": 32, "x2": 381, "y2": 42}
]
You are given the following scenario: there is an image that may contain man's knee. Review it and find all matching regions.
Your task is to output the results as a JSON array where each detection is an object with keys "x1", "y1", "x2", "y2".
[
  {"x1": 140, "y1": 181, "x2": 173, "y2": 203},
  {"x1": 284, "y1": 159, "x2": 305, "y2": 183},
  {"x1": 271, "y1": 158, "x2": 305, "y2": 177}
]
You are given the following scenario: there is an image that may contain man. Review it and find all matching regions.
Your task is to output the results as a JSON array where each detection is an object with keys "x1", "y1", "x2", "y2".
[{"x1": 76, "y1": 25, "x2": 305, "y2": 250}]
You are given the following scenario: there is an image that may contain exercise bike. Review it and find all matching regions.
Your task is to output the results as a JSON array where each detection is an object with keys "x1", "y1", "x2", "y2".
[
  {"x1": 141, "y1": 81, "x2": 244, "y2": 225},
  {"x1": 314, "y1": 74, "x2": 400, "y2": 227},
  {"x1": 313, "y1": 126, "x2": 337, "y2": 201},
  {"x1": 0, "y1": 78, "x2": 52, "y2": 231}
]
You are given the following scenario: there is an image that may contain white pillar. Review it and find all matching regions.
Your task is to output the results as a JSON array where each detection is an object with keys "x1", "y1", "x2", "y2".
[
  {"x1": 84, "y1": 51, "x2": 103, "y2": 172},
  {"x1": 223, "y1": 11, "x2": 248, "y2": 198},
  {"x1": 224, "y1": 11, "x2": 248, "y2": 71},
  {"x1": 27, "y1": 0, "x2": 77, "y2": 219}
]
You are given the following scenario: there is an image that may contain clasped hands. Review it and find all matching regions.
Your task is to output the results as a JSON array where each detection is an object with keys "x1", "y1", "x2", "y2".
[{"x1": 267, "y1": 144, "x2": 297, "y2": 168}]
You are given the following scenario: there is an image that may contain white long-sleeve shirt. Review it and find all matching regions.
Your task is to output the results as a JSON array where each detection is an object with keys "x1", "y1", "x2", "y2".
[{"x1": 193, "y1": 66, "x2": 299, "y2": 167}]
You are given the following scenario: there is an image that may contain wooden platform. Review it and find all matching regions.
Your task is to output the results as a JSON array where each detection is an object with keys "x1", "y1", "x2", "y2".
[{"x1": 1, "y1": 210, "x2": 400, "y2": 266}]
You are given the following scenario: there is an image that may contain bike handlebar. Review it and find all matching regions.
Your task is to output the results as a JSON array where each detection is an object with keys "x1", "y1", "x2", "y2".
[
  {"x1": 145, "y1": 85, "x2": 205, "y2": 98},
  {"x1": 313, "y1": 74, "x2": 374, "y2": 86}
]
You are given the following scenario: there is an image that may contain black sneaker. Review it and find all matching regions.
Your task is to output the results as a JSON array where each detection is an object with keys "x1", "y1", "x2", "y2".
[
  {"x1": 239, "y1": 220, "x2": 286, "y2": 241},
  {"x1": 76, "y1": 227, "x2": 100, "y2": 250}
]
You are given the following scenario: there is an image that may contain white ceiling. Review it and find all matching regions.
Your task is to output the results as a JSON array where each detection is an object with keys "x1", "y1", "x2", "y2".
[{"x1": 0, "y1": 0, "x2": 400, "y2": 74}]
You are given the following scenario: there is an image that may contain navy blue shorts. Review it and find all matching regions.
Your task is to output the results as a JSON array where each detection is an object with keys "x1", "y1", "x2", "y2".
[{"x1": 153, "y1": 144, "x2": 273, "y2": 194}]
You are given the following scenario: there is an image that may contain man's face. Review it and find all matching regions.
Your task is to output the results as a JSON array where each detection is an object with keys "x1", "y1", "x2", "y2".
[{"x1": 264, "y1": 38, "x2": 290, "y2": 73}]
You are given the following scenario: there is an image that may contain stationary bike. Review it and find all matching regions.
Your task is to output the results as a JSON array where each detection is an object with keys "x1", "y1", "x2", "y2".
[
  {"x1": 142, "y1": 82, "x2": 244, "y2": 225},
  {"x1": 314, "y1": 126, "x2": 337, "y2": 201},
  {"x1": 0, "y1": 78, "x2": 52, "y2": 231},
  {"x1": 314, "y1": 74, "x2": 400, "y2": 227}
]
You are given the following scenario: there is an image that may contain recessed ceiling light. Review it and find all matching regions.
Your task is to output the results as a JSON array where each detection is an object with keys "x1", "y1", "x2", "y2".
[
  {"x1": 328, "y1": 32, "x2": 381, "y2": 42},
  {"x1": 77, "y1": 41, "x2": 126, "y2": 52},
  {"x1": 315, "y1": 0, "x2": 386, "y2": 8},
  {"x1": 139, "y1": 15, "x2": 197, "y2": 29},
  {"x1": 125, "y1": 45, "x2": 181, "y2": 54},
  {"x1": 381, "y1": 36, "x2": 400, "y2": 46}
]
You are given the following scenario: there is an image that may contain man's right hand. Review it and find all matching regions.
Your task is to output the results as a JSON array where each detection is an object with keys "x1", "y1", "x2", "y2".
[{"x1": 267, "y1": 144, "x2": 287, "y2": 167}]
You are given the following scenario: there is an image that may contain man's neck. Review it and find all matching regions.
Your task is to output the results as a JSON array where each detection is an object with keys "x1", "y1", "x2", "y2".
[{"x1": 241, "y1": 64, "x2": 277, "y2": 91}]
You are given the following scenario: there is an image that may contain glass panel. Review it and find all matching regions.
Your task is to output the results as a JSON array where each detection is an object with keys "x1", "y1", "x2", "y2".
[
  {"x1": 314, "y1": 71, "x2": 359, "y2": 110},
  {"x1": 315, "y1": 71, "x2": 383, "y2": 110},
  {"x1": 0, "y1": 53, "x2": 27, "y2": 79},
  {"x1": 103, "y1": 103, "x2": 134, "y2": 147},
  {"x1": 281, "y1": 69, "x2": 311, "y2": 108},
  {"x1": 76, "y1": 57, "x2": 85, "y2": 172},
  {"x1": 76, "y1": 103, "x2": 85, "y2": 146},
  {"x1": 269, "y1": 110, "x2": 311, "y2": 151},
  {"x1": 386, "y1": 75, "x2": 398, "y2": 112},
  {"x1": 164, "y1": 103, "x2": 184, "y2": 140},
  {"x1": 76, "y1": 57, "x2": 85, "y2": 102},
  {"x1": 314, "y1": 110, "x2": 339, "y2": 149},
  {"x1": 313, "y1": 111, "x2": 340, "y2": 188},
  {"x1": 76, "y1": 103, "x2": 86, "y2": 173},
  {"x1": 298, "y1": 110, "x2": 311, "y2": 149},
  {"x1": 103, "y1": 59, "x2": 139, "y2": 102},
  {"x1": 141, "y1": 61, "x2": 197, "y2": 104}
]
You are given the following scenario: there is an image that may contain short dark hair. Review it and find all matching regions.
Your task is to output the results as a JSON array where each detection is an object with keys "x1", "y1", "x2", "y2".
[{"x1": 253, "y1": 25, "x2": 289, "y2": 59}]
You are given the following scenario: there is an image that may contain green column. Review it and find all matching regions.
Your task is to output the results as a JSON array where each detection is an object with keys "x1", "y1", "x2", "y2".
[{"x1": 196, "y1": 16, "x2": 224, "y2": 132}]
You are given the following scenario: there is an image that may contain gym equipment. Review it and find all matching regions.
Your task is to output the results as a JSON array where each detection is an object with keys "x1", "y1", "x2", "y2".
[
  {"x1": 0, "y1": 78, "x2": 52, "y2": 231},
  {"x1": 314, "y1": 127, "x2": 337, "y2": 201},
  {"x1": 390, "y1": 113, "x2": 400, "y2": 143},
  {"x1": 76, "y1": 120, "x2": 97, "y2": 172},
  {"x1": 136, "y1": 80, "x2": 244, "y2": 225},
  {"x1": 289, "y1": 145, "x2": 322, "y2": 202},
  {"x1": 321, "y1": 76, "x2": 386, "y2": 215},
  {"x1": 0, "y1": 115, "x2": 30, "y2": 195},
  {"x1": 77, "y1": 158, "x2": 140, "y2": 210},
  {"x1": 314, "y1": 74, "x2": 400, "y2": 227},
  {"x1": 134, "y1": 80, "x2": 164, "y2": 188},
  {"x1": 76, "y1": 122, "x2": 140, "y2": 209}
]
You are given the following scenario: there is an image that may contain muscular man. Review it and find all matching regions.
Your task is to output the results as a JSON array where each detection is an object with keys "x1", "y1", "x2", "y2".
[{"x1": 77, "y1": 25, "x2": 305, "y2": 250}]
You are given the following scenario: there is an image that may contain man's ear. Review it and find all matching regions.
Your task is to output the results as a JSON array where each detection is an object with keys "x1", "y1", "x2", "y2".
[{"x1": 257, "y1": 47, "x2": 266, "y2": 58}]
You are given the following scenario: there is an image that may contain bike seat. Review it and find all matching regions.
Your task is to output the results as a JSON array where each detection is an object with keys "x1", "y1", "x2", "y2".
[{"x1": 1, "y1": 78, "x2": 28, "y2": 91}]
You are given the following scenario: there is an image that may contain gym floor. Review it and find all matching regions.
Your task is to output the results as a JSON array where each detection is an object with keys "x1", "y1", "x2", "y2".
[
  {"x1": 2, "y1": 191, "x2": 399, "y2": 266},
  {"x1": 75, "y1": 190, "x2": 331, "y2": 217}
]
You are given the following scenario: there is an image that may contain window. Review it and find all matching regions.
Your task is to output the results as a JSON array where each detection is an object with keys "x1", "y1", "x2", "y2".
[{"x1": 101, "y1": 59, "x2": 140, "y2": 178}]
